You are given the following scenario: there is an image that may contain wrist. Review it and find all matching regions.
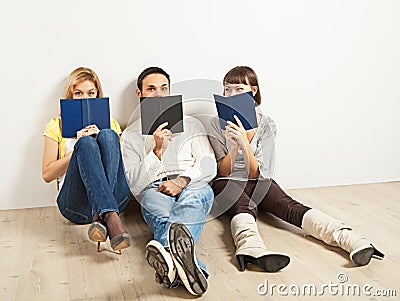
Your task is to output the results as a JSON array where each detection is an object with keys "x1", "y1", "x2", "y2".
[
  {"x1": 229, "y1": 144, "x2": 239, "y2": 153},
  {"x1": 176, "y1": 176, "x2": 190, "y2": 188},
  {"x1": 153, "y1": 147, "x2": 162, "y2": 159},
  {"x1": 171, "y1": 176, "x2": 190, "y2": 189},
  {"x1": 241, "y1": 142, "x2": 251, "y2": 153}
]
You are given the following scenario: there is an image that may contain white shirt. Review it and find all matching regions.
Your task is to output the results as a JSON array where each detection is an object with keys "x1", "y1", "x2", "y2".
[
  {"x1": 57, "y1": 138, "x2": 77, "y2": 191},
  {"x1": 122, "y1": 116, "x2": 217, "y2": 198}
]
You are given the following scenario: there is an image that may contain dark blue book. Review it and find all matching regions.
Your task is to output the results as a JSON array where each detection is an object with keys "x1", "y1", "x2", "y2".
[
  {"x1": 60, "y1": 97, "x2": 110, "y2": 138},
  {"x1": 140, "y1": 95, "x2": 184, "y2": 135},
  {"x1": 213, "y1": 91, "x2": 258, "y2": 130}
]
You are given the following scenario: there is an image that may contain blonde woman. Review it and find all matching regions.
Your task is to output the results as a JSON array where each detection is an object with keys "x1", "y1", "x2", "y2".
[
  {"x1": 42, "y1": 67, "x2": 131, "y2": 252},
  {"x1": 208, "y1": 66, "x2": 384, "y2": 272}
]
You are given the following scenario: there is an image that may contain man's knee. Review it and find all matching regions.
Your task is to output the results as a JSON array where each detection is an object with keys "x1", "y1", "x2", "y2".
[{"x1": 185, "y1": 182, "x2": 214, "y2": 201}]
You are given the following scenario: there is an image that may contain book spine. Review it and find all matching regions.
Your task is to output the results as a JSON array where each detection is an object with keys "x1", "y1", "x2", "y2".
[
  {"x1": 81, "y1": 98, "x2": 89, "y2": 128},
  {"x1": 87, "y1": 98, "x2": 91, "y2": 126}
]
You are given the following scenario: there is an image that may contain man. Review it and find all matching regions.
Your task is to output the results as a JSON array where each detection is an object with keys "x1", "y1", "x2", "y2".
[{"x1": 122, "y1": 67, "x2": 216, "y2": 296}]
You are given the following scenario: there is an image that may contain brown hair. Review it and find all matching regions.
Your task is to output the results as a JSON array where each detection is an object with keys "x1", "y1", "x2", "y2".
[
  {"x1": 62, "y1": 67, "x2": 104, "y2": 99},
  {"x1": 223, "y1": 66, "x2": 261, "y2": 106}
]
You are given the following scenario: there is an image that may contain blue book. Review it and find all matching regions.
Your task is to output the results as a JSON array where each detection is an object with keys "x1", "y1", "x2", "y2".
[
  {"x1": 140, "y1": 95, "x2": 184, "y2": 135},
  {"x1": 213, "y1": 91, "x2": 258, "y2": 130},
  {"x1": 60, "y1": 97, "x2": 111, "y2": 138}
]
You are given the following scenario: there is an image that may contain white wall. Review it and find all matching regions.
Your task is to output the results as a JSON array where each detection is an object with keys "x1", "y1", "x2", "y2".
[{"x1": 0, "y1": 0, "x2": 399, "y2": 210}]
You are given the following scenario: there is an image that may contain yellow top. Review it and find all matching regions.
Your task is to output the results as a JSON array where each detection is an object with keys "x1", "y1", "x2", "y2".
[{"x1": 43, "y1": 117, "x2": 122, "y2": 159}]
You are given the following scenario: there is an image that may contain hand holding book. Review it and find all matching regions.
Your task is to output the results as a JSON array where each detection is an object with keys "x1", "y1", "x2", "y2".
[
  {"x1": 225, "y1": 116, "x2": 251, "y2": 150},
  {"x1": 213, "y1": 91, "x2": 257, "y2": 130},
  {"x1": 152, "y1": 122, "x2": 172, "y2": 159},
  {"x1": 60, "y1": 97, "x2": 110, "y2": 138},
  {"x1": 140, "y1": 95, "x2": 184, "y2": 135},
  {"x1": 77, "y1": 124, "x2": 100, "y2": 139}
]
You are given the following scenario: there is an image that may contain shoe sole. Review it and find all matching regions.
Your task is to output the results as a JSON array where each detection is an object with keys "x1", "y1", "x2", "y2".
[
  {"x1": 351, "y1": 246, "x2": 375, "y2": 266},
  {"x1": 145, "y1": 244, "x2": 172, "y2": 287},
  {"x1": 168, "y1": 223, "x2": 208, "y2": 295},
  {"x1": 88, "y1": 222, "x2": 107, "y2": 242},
  {"x1": 110, "y1": 233, "x2": 131, "y2": 251},
  {"x1": 237, "y1": 253, "x2": 290, "y2": 272},
  {"x1": 256, "y1": 254, "x2": 290, "y2": 272}
]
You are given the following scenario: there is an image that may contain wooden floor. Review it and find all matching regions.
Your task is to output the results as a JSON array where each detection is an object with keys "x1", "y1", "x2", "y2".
[{"x1": 1, "y1": 182, "x2": 399, "y2": 301}]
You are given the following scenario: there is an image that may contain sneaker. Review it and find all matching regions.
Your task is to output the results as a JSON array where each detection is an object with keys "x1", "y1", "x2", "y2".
[
  {"x1": 168, "y1": 222, "x2": 208, "y2": 295},
  {"x1": 145, "y1": 240, "x2": 177, "y2": 287}
]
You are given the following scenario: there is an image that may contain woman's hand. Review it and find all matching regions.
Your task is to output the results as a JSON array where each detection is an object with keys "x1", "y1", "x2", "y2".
[
  {"x1": 224, "y1": 115, "x2": 260, "y2": 179},
  {"x1": 224, "y1": 128, "x2": 239, "y2": 150},
  {"x1": 225, "y1": 116, "x2": 249, "y2": 150},
  {"x1": 77, "y1": 124, "x2": 100, "y2": 139}
]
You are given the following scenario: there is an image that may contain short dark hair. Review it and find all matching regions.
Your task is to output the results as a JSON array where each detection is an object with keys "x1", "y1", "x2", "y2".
[
  {"x1": 223, "y1": 66, "x2": 261, "y2": 106},
  {"x1": 137, "y1": 67, "x2": 170, "y2": 92}
]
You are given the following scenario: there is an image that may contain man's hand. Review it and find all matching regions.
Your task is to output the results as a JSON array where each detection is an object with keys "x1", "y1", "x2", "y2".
[
  {"x1": 158, "y1": 177, "x2": 190, "y2": 196},
  {"x1": 153, "y1": 122, "x2": 172, "y2": 159}
]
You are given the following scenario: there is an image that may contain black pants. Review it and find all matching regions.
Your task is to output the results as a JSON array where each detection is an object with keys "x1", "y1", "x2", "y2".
[{"x1": 212, "y1": 179, "x2": 311, "y2": 228}]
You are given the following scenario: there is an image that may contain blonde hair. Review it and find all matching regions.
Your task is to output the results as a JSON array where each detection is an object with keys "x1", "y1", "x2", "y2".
[{"x1": 62, "y1": 67, "x2": 104, "y2": 99}]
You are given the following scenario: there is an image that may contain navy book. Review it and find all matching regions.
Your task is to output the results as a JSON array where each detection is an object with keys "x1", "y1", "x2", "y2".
[
  {"x1": 140, "y1": 95, "x2": 184, "y2": 135},
  {"x1": 60, "y1": 97, "x2": 111, "y2": 138},
  {"x1": 213, "y1": 91, "x2": 258, "y2": 130}
]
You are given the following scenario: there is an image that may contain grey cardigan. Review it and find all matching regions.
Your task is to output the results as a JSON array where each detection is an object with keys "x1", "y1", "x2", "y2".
[{"x1": 207, "y1": 108, "x2": 277, "y2": 180}]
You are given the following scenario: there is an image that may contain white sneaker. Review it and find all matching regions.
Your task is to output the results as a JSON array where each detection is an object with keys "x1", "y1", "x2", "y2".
[
  {"x1": 168, "y1": 222, "x2": 208, "y2": 295},
  {"x1": 145, "y1": 240, "x2": 177, "y2": 287}
]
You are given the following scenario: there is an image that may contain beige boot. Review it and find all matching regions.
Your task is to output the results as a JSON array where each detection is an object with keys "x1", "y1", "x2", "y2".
[
  {"x1": 231, "y1": 213, "x2": 290, "y2": 272},
  {"x1": 301, "y1": 209, "x2": 384, "y2": 266}
]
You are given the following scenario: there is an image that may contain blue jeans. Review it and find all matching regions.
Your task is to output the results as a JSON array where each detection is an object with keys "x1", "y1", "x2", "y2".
[
  {"x1": 57, "y1": 129, "x2": 130, "y2": 224},
  {"x1": 140, "y1": 179, "x2": 214, "y2": 275}
]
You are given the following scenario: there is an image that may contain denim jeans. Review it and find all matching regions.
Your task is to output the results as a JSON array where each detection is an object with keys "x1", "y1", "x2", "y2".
[
  {"x1": 57, "y1": 129, "x2": 131, "y2": 224},
  {"x1": 140, "y1": 179, "x2": 214, "y2": 275}
]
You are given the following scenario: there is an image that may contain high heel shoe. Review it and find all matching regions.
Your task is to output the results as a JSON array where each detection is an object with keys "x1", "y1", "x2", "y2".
[
  {"x1": 110, "y1": 232, "x2": 132, "y2": 253},
  {"x1": 237, "y1": 254, "x2": 290, "y2": 272},
  {"x1": 88, "y1": 222, "x2": 107, "y2": 252},
  {"x1": 301, "y1": 209, "x2": 385, "y2": 266},
  {"x1": 102, "y1": 211, "x2": 132, "y2": 254},
  {"x1": 232, "y1": 214, "x2": 290, "y2": 273}
]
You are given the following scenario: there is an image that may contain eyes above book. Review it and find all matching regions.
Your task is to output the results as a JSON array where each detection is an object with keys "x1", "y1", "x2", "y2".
[{"x1": 59, "y1": 92, "x2": 257, "y2": 138}]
